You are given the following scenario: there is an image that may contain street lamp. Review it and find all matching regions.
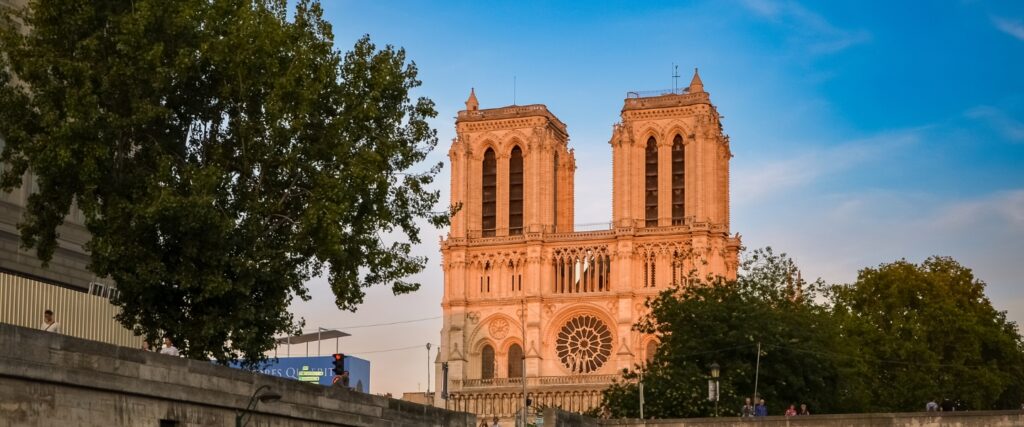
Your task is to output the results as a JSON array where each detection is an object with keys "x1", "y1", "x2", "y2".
[
  {"x1": 236, "y1": 385, "x2": 282, "y2": 427},
  {"x1": 708, "y1": 362, "x2": 720, "y2": 417}
]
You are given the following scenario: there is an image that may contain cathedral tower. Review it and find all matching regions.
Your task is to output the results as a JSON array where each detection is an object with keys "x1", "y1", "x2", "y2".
[{"x1": 447, "y1": 91, "x2": 576, "y2": 239}]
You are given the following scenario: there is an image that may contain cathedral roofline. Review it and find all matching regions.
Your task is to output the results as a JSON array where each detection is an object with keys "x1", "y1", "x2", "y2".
[
  {"x1": 456, "y1": 103, "x2": 567, "y2": 136},
  {"x1": 620, "y1": 90, "x2": 712, "y2": 113}
]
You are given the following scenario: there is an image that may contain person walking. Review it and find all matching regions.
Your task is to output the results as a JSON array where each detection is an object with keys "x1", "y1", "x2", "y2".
[
  {"x1": 798, "y1": 403, "x2": 810, "y2": 415},
  {"x1": 159, "y1": 336, "x2": 180, "y2": 356},
  {"x1": 784, "y1": 404, "x2": 797, "y2": 416},
  {"x1": 490, "y1": 416, "x2": 500, "y2": 427},
  {"x1": 741, "y1": 397, "x2": 755, "y2": 417},
  {"x1": 754, "y1": 398, "x2": 768, "y2": 417},
  {"x1": 40, "y1": 309, "x2": 62, "y2": 333}
]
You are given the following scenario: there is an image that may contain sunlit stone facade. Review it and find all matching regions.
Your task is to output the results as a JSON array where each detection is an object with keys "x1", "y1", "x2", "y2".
[{"x1": 435, "y1": 71, "x2": 740, "y2": 419}]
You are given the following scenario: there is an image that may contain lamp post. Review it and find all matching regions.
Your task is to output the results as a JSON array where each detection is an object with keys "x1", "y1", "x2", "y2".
[
  {"x1": 236, "y1": 385, "x2": 281, "y2": 427},
  {"x1": 520, "y1": 298, "x2": 528, "y2": 427},
  {"x1": 709, "y1": 362, "x2": 720, "y2": 417},
  {"x1": 426, "y1": 342, "x2": 432, "y2": 399}
]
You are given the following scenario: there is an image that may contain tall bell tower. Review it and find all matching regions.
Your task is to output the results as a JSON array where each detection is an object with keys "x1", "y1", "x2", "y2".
[
  {"x1": 611, "y1": 69, "x2": 731, "y2": 233},
  {"x1": 447, "y1": 90, "x2": 575, "y2": 239}
]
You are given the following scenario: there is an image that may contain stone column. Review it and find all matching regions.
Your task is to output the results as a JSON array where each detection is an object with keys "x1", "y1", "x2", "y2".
[
  {"x1": 496, "y1": 152, "x2": 510, "y2": 236},
  {"x1": 657, "y1": 137, "x2": 672, "y2": 226}
]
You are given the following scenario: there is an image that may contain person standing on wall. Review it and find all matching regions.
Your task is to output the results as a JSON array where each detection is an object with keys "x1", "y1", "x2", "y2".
[
  {"x1": 741, "y1": 397, "x2": 755, "y2": 417},
  {"x1": 159, "y1": 336, "x2": 180, "y2": 356},
  {"x1": 40, "y1": 309, "x2": 62, "y2": 333},
  {"x1": 754, "y1": 398, "x2": 768, "y2": 417}
]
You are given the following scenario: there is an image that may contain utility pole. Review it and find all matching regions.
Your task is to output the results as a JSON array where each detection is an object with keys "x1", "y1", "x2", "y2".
[
  {"x1": 639, "y1": 367, "x2": 645, "y2": 419},
  {"x1": 426, "y1": 343, "x2": 431, "y2": 398},
  {"x1": 753, "y1": 342, "x2": 761, "y2": 406}
]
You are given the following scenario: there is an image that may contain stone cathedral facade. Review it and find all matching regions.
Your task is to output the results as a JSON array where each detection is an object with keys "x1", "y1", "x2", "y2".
[{"x1": 435, "y1": 71, "x2": 740, "y2": 419}]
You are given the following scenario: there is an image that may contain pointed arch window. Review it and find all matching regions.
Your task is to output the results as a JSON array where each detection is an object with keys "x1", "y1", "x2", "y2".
[
  {"x1": 509, "y1": 146, "x2": 524, "y2": 234},
  {"x1": 481, "y1": 344, "x2": 495, "y2": 379},
  {"x1": 645, "y1": 137, "x2": 658, "y2": 227},
  {"x1": 482, "y1": 148, "x2": 497, "y2": 236},
  {"x1": 508, "y1": 343, "x2": 524, "y2": 378},
  {"x1": 672, "y1": 135, "x2": 685, "y2": 224},
  {"x1": 645, "y1": 341, "x2": 658, "y2": 363}
]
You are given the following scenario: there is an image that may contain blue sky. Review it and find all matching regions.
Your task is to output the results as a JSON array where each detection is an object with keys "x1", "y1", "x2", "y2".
[{"x1": 283, "y1": 1, "x2": 1024, "y2": 396}]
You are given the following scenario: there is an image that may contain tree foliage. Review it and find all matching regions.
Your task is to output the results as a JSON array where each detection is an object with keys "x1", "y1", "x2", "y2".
[
  {"x1": 601, "y1": 248, "x2": 864, "y2": 418},
  {"x1": 600, "y1": 250, "x2": 1024, "y2": 418},
  {"x1": 829, "y1": 256, "x2": 1024, "y2": 411},
  {"x1": 0, "y1": 0, "x2": 446, "y2": 365}
]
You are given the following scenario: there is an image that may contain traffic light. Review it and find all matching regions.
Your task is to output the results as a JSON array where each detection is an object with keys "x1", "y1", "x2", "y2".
[
  {"x1": 331, "y1": 354, "x2": 350, "y2": 387},
  {"x1": 331, "y1": 350, "x2": 348, "y2": 385},
  {"x1": 332, "y1": 354, "x2": 345, "y2": 375}
]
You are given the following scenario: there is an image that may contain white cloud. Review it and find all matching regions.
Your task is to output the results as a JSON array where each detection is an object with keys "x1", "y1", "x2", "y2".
[
  {"x1": 738, "y1": 0, "x2": 871, "y2": 54},
  {"x1": 966, "y1": 106, "x2": 1024, "y2": 142},
  {"x1": 992, "y1": 16, "x2": 1024, "y2": 41},
  {"x1": 732, "y1": 129, "x2": 921, "y2": 205},
  {"x1": 739, "y1": 189, "x2": 1024, "y2": 320}
]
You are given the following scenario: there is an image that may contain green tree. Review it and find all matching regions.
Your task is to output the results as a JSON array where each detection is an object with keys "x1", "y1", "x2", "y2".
[
  {"x1": 0, "y1": 0, "x2": 447, "y2": 365},
  {"x1": 601, "y1": 248, "x2": 869, "y2": 418},
  {"x1": 829, "y1": 256, "x2": 1024, "y2": 411}
]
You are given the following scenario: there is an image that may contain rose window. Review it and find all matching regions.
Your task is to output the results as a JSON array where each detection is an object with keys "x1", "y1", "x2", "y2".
[{"x1": 555, "y1": 315, "x2": 613, "y2": 374}]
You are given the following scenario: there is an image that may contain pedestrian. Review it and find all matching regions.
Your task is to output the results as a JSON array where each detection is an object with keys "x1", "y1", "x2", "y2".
[
  {"x1": 784, "y1": 404, "x2": 797, "y2": 416},
  {"x1": 159, "y1": 336, "x2": 180, "y2": 356},
  {"x1": 940, "y1": 398, "x2": 954, "y2": 412},
  {"x1": 478, "y1": 420, "x2": 487, "y2": 427},
  {"x1": 40, "y1": 309, "x2": 62, "y2": 333},
  {"x1": 798, "y1": 403, "x2": 810, "y2": 415},
  {"x1": 754, "y1": 398, "x2": 768, "y2": 417},
  {"x1": 926, "y1": 399, "x2": 938, "y2": 412},
  {"x1": 491, "y1": 416, "x2": 500, "y2": 427},
  {"x1": 741, "y1": 397, "x2": 755, "y2": 417},
  {"x1": 141, "y1": 340, "x2": 151, "y2": 351}
]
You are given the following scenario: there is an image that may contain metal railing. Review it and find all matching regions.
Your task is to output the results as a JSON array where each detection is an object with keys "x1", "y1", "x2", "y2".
[
  {"x1": 626, "y1": 87, "x2": 690, "y2": 98},
  {"x1": 456, "y1": 374, "x2": 619, "y2": 388},
  {"x1": 0, "y1": 272, "x2": 138, "y2": 347}
]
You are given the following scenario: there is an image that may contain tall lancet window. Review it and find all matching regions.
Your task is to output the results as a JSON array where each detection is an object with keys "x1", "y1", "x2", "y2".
[
  {"x1": 481, "y1": 344, "x2": 495, "y2": 379},
  {"x1": 507, "y1": 343, "x2": 524, "y2": 378},
  {"x1": 509, "y1": 146, "x2": 524, "y2": 235},
  {"x1": 482, "y1": 148, "x2": 497, "y2": 236},
  {"x1": 672, "y1": 135, "x2": 685, "y2": 224},
  {"x1": 645, "y1": 137, "x2": 658, "y2": 227}
]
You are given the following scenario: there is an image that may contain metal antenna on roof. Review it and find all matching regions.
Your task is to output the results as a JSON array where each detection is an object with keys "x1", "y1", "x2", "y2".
[
  {"x1": 672, "y1": 63, "x2": 680, "y2": 93},
  {"x1": 513, "y1": 75, "x2": 517, "y2": 106}
]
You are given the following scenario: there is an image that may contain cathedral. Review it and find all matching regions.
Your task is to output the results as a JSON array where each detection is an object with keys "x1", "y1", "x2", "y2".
[{"x1": 434, "y1": 71, "x2": 740, "y2": 419}]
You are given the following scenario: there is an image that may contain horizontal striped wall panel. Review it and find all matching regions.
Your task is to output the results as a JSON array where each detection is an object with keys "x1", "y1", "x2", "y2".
[{"x1": 0, "y1": 272, "x2": 138, "y2": 347}]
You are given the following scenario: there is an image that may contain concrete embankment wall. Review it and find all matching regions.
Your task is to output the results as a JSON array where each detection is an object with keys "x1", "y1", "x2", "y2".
[
  {"x1": 545, "y1": 408, "x2": 1024, "y2": 427},
  {"x1": 0, "y1": 323, "x2": 475, "y2": 426}
]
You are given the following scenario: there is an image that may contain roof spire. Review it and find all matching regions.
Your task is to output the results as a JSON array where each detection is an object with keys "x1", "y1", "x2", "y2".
[
  {"x1": 689, "y1": 68, "x2": 704, "y2": 93},
  {"x1": 465, "y1": 88, "x2": 479, "y2": 111}
]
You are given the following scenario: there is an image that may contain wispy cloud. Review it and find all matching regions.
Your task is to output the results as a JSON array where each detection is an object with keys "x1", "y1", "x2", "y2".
[
  {"x1": 739, "y1": 0, "x2": 871, "y2": 54},
  {"x1": 992, "y1": 16, "x2": 1024, "y2": 41},
  {"x1": 732, "y1": 129, "x2": 921, "y2": 205},
  {"x1": 741, "y1": 188, "x2": 1024, "y2": 329},
  {"x1": 966, "y1": 106, "x2": 1024, "y2": 142}
]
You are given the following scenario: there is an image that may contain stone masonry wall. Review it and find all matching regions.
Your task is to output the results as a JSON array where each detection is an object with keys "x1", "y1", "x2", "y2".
[
  {"x1": 0, "y1": 323, "x2": 475, "y2": 427},
  {"x1": 543, "y1": 408, "x2": 1024, "y2": 427}
]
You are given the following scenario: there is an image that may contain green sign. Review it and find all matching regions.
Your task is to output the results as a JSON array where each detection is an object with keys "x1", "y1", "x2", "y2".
[{"x1": 296, "y1": 365, "x2": 326, "y2": 383}]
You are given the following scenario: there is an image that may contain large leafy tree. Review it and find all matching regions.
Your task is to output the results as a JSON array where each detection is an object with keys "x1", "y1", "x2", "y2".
[
  {"x1": 0, "y1": 0, "x2": 446, "y2": 365},
  {"x1": 829, "y1": 257, "x2": 1024, "y2": 411},
  {"x1": 601, "y1": 248, "x2": 869, "y2": 418}
]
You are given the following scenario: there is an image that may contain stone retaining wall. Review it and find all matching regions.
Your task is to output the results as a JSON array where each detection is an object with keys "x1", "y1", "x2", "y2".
[
  {"x1": 0, "y1": 323, "x2": 475, "y2": 426},
  {"x1": 544, "y1": 408, "x2": 1024, "y2": 427}
]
